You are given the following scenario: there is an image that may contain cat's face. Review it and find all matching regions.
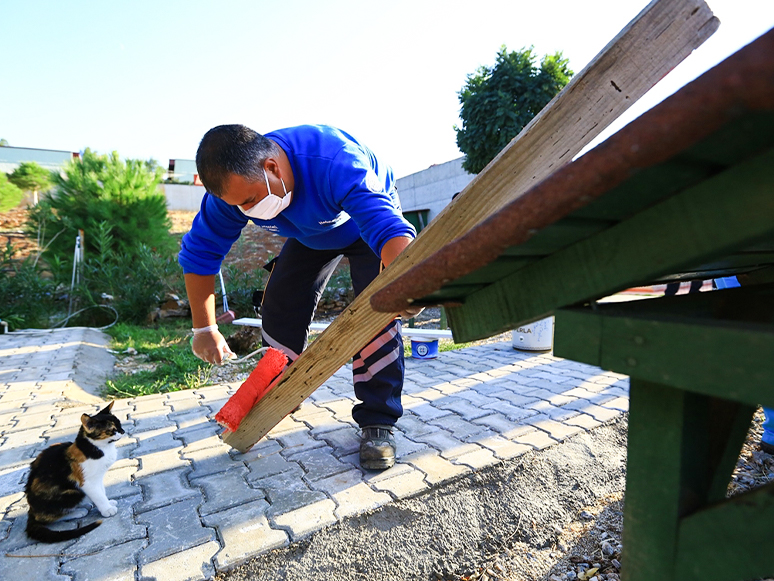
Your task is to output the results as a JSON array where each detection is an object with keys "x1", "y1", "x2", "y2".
[{"x1": 80, "y1": 401, "x2": 125, "y2": 444}]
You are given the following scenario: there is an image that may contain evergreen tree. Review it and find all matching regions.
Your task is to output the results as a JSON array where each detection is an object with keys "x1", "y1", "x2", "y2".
[
  {"x1": 26, "y1": 148, "x2": 174, "y2": 265},
  {"x1": 8, "y1": 161, "x2": 53, "y2": 205},
  {"x1": 455, "y1": 46, "x2": 573, "y2": 174}
]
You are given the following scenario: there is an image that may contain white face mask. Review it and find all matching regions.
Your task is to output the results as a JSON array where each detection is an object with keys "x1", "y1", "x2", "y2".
[{"x1": 239, "y1": 170, "x2": 292, "y2": 220}]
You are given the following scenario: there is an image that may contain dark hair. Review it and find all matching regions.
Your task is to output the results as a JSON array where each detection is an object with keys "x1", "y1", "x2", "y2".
[{"x1": 195, "y1": 125, "x2": 280, "y2": 197}]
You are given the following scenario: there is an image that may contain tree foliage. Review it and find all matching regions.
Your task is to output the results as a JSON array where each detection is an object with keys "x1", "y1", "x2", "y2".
[
  {"x1": 0, "y1": 172, "x2": 24, "y2": 211},
  {"x1": 455, "y1": 46, "x2": 573, "y2": 174},
  {"x1": 26, "y1": 148, "x2": 175, "y2": 266},
  {"x1": 8, "y1": 161, "x2": 53, "y2": 195}
]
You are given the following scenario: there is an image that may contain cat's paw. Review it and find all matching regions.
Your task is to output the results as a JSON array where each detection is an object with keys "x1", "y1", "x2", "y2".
[
  {"x1": 100, "y1": 505, "x2": 118, "y2": 517},
  {"x1": 109, "y1": 499, "x2": 118, "y2": 508}
]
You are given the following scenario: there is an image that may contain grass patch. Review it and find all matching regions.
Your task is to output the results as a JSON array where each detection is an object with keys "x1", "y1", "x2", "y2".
[{"x1": 103, "y1": 319, "x2": 213, "y2": 398}]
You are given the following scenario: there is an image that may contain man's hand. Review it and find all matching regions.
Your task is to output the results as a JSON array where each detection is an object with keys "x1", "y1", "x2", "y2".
[{"x1": 192, "y1": 329, "x2": 236, "y2": 365}]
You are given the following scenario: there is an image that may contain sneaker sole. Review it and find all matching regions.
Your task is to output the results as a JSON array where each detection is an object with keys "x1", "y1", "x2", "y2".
[{"x1": 360, "y1": 456, "x2": 395, "y2": 470}]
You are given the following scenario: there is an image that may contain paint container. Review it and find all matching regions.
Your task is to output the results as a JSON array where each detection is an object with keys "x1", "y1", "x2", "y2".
[
  {"x1": 512, "y1": 317, "x2": 555, "y2": 351},
  {"x1": 411, "y1": 338, "x2": 439, "y2": 359}
]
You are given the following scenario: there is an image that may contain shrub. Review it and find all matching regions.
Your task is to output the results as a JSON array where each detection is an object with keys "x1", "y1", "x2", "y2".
[
  {"x1": 26, "y1": 148, "x2": 175, "y2": 269},
  {"x1": 0, "y1": 242, "x2": 62, "y2": 329},
  {"x1": 0, "y1": 172, "x2": 24, "y2": 212}
]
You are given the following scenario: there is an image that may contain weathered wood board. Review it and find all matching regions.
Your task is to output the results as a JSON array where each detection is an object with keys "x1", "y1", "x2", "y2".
[{"x1": 223, "y1": 0, "x2": 718, "y2": 452}]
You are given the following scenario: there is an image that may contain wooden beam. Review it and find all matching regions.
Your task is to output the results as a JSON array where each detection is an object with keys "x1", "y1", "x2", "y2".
[
  {"x1": 222, "y1": 0, "x2": 718, "y2": 452},
  {"x1": 444, "y1": 149, "x2": 774, "y2": 343}
]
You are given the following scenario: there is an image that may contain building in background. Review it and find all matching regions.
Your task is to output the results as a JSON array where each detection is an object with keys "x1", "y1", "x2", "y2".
[
  {"x1": 0, "y1": 146, "x2": 79, "y2": 175},
  {"x1": 167, "y1": 159, "x2": 201, "y2": 185}
]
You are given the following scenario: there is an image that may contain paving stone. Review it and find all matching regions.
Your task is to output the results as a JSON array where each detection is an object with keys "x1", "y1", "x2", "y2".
[
  {"x1": 270, "y1": 498, "x2": 337, "y2": 542},
  {"x1": 0, "y1": 428, "x2": 46, "y2": 468},
  {"x1": 319, "y1": 398, "x2": 356, "y2": 423},
  {"x1": 136, "y1": 498, "x2": 215, "y2": 565},
  {"x1": 403, "y1": 449, "x2": 469, "y2": 485},
  {"x1": 318, "y1": 425, "x2": 361, "y2": 457},
  {"x1": 131, "y1": 427, "x2": 179, "y2": 457},
  {"x1": 526, "y1": 399, "x2": 580, "y2": 421},
  {"x1": 432, "y1": 397, "x2": 490, "y2": 421},
  {"x1": 414, "y1": 430, "x2": 479, "y2": 460},
  {"x1": 402, "y1": 398, "x2": 451, "y2": 422},
  {"x1": 370, "y1": 466, "x2": 430, "y2": 499},
  {"x1": 564, "y1": 413, "x2": 603, "y2": 431},
  {"x1": 452, "y1": 447, "x2": 499, "y2": 470},
  {"x1": 513, "y1": 429, "x2": 558, "y2": 450},
  {"x1": 562, "y1": 400, "x2": 622, "y2": 422},
  {"x1": 131, "y1": 395, "x2": 168, "y2": 415},
  {"x1": 395, "y1": 414, "x2": 436, "y2": 439},
  {"x1": 0, "y1": 465, "x2": 26, "y2": 497},
  {"x1": 411, "y1": 387, "x2": 445, "y2": 402},
  {"x1": 475, "y1": 432, "x2": 533, "y2": 460},
  {"x1": 293, "y1": 446, "x2": 351, "y2": 482},
  {"x1": 488, "y1": 390, "x2": 541, "y2": 407},
  {"x1": 0, "y1": 544, "x2": 71, "y2": 580},
  {"x1": 254, "y1": 466, "x2": 328, "y2": 515},
  {"x1": 170, "y1": 408, "x2": 212, "y2": 431},
  {"x1": 312, "y1": 469, "x2": 392, "y2": 519},
  {"x1": 271, "y1": 427, "x2": 326, "y2": 456},
  {"x1": 472, "y1": 413, "x2": 536, "y2": 438},
  {"x1": 600, "y1": 396, "x2": 629, "y2": 412},
  {"x1": 202, "y1": 499, "x2": 288, "y2": 569},
  {"x1": 184, "y1": 445, "x2": 242, "y2": 479},
  {"x1": 4, "y1": 408, "x2": 55, "y2": 433},
  {"x1": 394, "y1": 430, "x2": 429, "y2": 458},
  {"x1": 307, "y1": 386, "x2": 342, "y2": 404},
  {"x1": 134, "y1": 447, "x2": 189, "y2": 478},
  {"x1": 245, "y1": 451, "x2": 300, "y2": 481},
  {"x1": 301, "y1": 408, "x2": 349, "y2": 436},
  {"x1": 61, "y1": 538, "x2": 146, "y2": 581},
  {"x1": 139, "y1": 540, "x2": 220, "y2": 581},
  {"x1": 238, "y1": 438, "x2": 282, "y2": 462},
  {"x1": 135, "y1": 468, "x2": 201, "y2": 513},
  {"x1": 175, "y1": 424, "x2": 223, "y2": 448},
  {"x1": 429, "y1": 414, "x2": 488, "y2": 440},
  {"x1": 129, "y1": 411, "x2": 177, "y2": 434},
  {"x1": 526, "y1": 415, "x2": 585, "y2": 441},
  {"x1": 165, "y1": 392, "x2": 203, "y2": 413},
  {"x1": 69, "y1": 494, "x2": 146, "y2": 553},
  {"x1": 105, "y1": 462, "x2": 141, "y2": 499},
  {"x1": 193, "y1": 467, "x2": 264, "y2": 516}
]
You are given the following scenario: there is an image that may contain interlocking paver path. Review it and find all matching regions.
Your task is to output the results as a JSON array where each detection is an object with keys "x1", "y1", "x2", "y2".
[{"x1": 0, "y1": 327, "x2": 628, "y2": 580}]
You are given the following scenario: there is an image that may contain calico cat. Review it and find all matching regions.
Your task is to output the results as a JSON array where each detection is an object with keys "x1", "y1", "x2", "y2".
[{"x1": 25, "y1": 401, "x2": 125, "y2": 543}]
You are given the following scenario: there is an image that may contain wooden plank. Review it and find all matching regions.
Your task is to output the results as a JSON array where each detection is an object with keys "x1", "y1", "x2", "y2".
[
  {"x1": 675, "y1": 482, "x2": 774, "y2": 580},
  {"x1": 554, "y1": 287, "x2": 774, "y2": 408},
  {"x1": 222, "y1": 0, "x2": 718, "y2": 452},
  {"x1": 444, "y1": 149, "x2": 774, "y2": 342}
]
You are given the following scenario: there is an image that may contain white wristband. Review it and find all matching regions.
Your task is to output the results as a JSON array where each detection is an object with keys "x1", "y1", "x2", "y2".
[{"x1": 192, "y1": 324, "x2": 218, "y2": 335}]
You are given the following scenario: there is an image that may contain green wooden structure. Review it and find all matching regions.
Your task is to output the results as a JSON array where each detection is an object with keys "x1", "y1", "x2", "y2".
[{"x1": 371, "y1": 30, "x2": 774, "y2": 581}]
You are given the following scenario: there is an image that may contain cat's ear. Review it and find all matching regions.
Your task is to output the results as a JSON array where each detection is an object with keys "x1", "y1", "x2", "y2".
[
  {"x1": 99, "y1": 401, "x2": 115, "y2": 415},
  {"x1": 80, "y1": 414, "x2": 92, "y2": 428}
]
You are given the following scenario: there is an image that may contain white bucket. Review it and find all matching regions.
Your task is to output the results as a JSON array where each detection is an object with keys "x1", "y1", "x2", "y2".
[{"x1": 512, "y1": 317, "x2": 555, "y2": 351}]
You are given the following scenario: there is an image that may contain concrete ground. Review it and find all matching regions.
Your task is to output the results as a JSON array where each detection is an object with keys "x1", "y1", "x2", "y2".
[{"x1": 0, "y1": 327, "x2": 629, "y2": 581}]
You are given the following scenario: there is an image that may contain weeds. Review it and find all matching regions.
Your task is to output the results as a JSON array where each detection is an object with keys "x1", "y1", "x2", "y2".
[{"x1": 103, "y1": 320, "x2": 212, "y2": 398}]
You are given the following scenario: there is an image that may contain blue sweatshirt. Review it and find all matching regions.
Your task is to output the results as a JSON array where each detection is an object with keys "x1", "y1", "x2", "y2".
[{"x1": 178, "y1": 125, "x2": 416, "y2": 275}]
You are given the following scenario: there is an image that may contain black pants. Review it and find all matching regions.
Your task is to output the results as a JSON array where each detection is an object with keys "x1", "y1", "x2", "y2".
[{"x1": 260, "y1": 237, "x2": 404, "y2": 427}]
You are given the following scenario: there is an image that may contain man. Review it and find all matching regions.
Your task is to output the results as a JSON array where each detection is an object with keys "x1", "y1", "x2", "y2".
[{"x1": 178, "y1": 124, "x2": 418, "y2": 470}]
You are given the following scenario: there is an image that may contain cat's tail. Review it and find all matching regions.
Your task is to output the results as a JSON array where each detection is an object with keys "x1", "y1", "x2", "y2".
[{"x1": 26, "y1": 515, "x2": 102, "y2": 543}]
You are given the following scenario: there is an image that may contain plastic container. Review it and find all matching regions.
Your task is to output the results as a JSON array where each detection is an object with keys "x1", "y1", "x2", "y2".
[
  {"x1": 512, "y1": 317, "x2": 555, "y2": 351},
  {"x1": 411, "y1": 338, "x2": 439, "y2": 359}
]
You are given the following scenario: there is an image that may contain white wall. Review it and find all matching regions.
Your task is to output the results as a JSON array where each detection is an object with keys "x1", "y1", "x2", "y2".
[
  {"x1": 396, "y1": 157, "x2": 475, "y2": 222},
  {"x1": 162, "y1": 184, "x2": 206, "y2": 211}
]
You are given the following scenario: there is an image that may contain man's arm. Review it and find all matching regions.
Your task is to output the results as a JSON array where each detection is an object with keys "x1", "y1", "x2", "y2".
[
  {"x1": 380, "y1": 236, "x2": 423, "y2": 319},
  {"x1": 185, "y1": 273, "x2": 235, "y2": 364}
]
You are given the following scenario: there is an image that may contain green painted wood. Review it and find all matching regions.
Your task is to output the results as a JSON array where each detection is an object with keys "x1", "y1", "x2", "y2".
[
  {"x1": 445, "y1": 148, "x2": 774, "y2": 342},
  {"x1": 674, "y1": 482, "x2": 774, "y2": 580},
  {"x1": 553, "y1": 289, "x2": 774, "y2": 408},
  {"x1": 621, "y1": 379, "x2": 686, "y2": 581}
]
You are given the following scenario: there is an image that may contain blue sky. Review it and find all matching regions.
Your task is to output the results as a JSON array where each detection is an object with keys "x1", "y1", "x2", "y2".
[{"x1": 1, "y1": 0, "x2": 772, "y2": 178}]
